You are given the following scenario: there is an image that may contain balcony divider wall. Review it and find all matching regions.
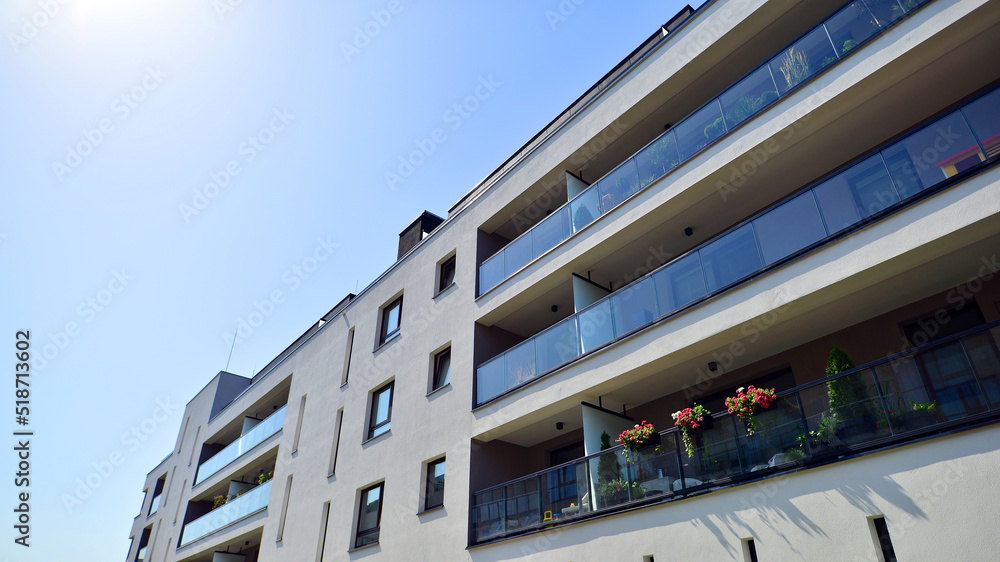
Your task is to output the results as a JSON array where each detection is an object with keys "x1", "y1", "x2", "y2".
[
  {"x1": 472, "y1": 320, "x2": 1000, "y2": 545},
  {"x1": 478, "y1": 0, "x2": 933, "y2": 296},
  {"x1": 475, "y1": 83, "x2": 1000, "y2": 407}
]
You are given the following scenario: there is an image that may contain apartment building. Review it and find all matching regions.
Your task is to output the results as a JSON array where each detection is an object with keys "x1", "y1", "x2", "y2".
[{"x1": 127, "y1": 0, "x2": 1000, "y2": 559}]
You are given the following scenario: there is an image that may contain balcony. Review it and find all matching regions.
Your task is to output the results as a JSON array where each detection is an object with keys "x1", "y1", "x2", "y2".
[
  {"x1": 474, "y1": 82, "x2": 1000, "y2": 407},
  {"x1": 135, "y1": 546, "x2": 146, "y2": 562},
  {"x1": 471, "y1": 321, "x2": 1000, "y2": 545},
  {"x1": 180, "y1": 480, "x2": 271, "y2": 547},
  {"x1": 195, "y1": 405, "x2": 286, "y2": 485},
  {"x1": 477, "y1": 0, "x2": 934, "y2": 297}
]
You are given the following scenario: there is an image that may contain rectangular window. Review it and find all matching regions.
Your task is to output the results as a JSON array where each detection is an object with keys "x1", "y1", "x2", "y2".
[
  {"x1": 328, "y1": 409, "x2": 344, "y2": 476},
  {"x1": 292, "y1": 395, "x2": 307, "y2": 453},
  {"x1": 355, "y1": 483, "x2": 384, "y2": 548},
  {"x1": 743, "y1": 537, "x2": 759, "y2": 562},
  {"x1": 871, "y1": 516, "x2": 897, "y2": 562},
  {"x1": 379, "y1": 296, "x2": 403, "y2": 345},
  {"x1": 438, "y1": 256, "x2": 456, "y2": 293},
  {"x1": 276, "y1": 475, "x2": 293, "y2": 542},
  {"x1": 432, "y1": 348, "x2": 451, "y2": 392},
  {"x1": 316, "y1": 501, "x2": 331, "y2": 562},
  {"x1": 341, "y1": 328, "x2": 355, "y2": 386},
  {"x1": 424, "y1": 458, "x2": 446, "y2": 510},
  {"x1": 368, "y1": 382, "x2": 393, "y2": 439}
]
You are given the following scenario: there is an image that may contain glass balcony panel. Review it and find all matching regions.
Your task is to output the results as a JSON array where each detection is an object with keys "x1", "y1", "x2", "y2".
[
  {"x1": 824, "y1": 368, "x2": 891, "y2": 444},
  {"x1": 813, "y1": 154, "x2": 899, "y2": 233},
  {"x1": 769, "y1": 26, "x2": 838, "y2": 95},
  {"x1": 592, "y1": 449, "x2": 630, "y2": 509},
  {"x1": 505, "y1": 339, "x2": 537, "y2": 391},
  {"x1": 862, "y1": 0, "x2": 905, "y2": 26},
  {"x1": 627, "y1": 432, "x2": 682, "y2": 499},
  {"x1": 538, "y1": 462, "x2": 591, "y2": 524},
  {"x1": 196, "y1": 405, "x2": 286, "y2": 485},
  {"x1": 570, "y1": 186, "x2": 602, "y2": 233},
  {"x1": 532, "y1": 206, "x2": 571, "y2": 259},
  {"x1": 180, "y1": 480, "x2": 271, "y2": 546},
  {"x1": 753, "y1": 192, "x2": 828, "y2": 265},
  {"x1": 635, "y1": 130, "x2": 680, "y2": 188},
  {"x1": 472, "y1": 488, "x2": 506, "y2": 541},
  {"x1": 735, "y1": 395, "x2": 808, "y2": 469},
  {"x1": 504, "y1": 478, "x2": 541, "y2": 533},
  {"x1": 578, "y1": 299, "x2": 615, "y2": 354},
  {"x1": 652, "y1": 253, "x2": 707, "y2": 315},
  {"x1": 881, "y1": 111, "x2": 984, "y2": 199},
  {"x1": 874, "y1": 358, "x2": 944, "y2": 434},
  {"x1": 699, "y1": 224, "x2": 763, "y2": 292},
  {"x1": 719, "y1": 66, "x2": 779, "y2": 130},
  {"x1": 679, "y1": 416, "x2": 744, "y2": 487},
  {"x1": 476, "y1": 356, "x2": 506, "y2": 405},
  {"x1": 610, "y1": 277, "x2": 657, "y2": 336},
  {"x1": 479, "y1": 253, "x2": 505, "y2": 295},
  {"x1": 913, "y1": 341, "x2": 989, "y2": 419},
  {"x1": 962, "y1": 328, "x2": 1000, "y2": 409},
  {"x1": 825, "y1": 1, "x2": 880, "y2": 57},
  {"x1": 597, "y1": 159, "x2": 640, "y2": 211},
  {"x1": 504, "y1": 234, "x2": 534, "y2": 279},
  {"x1": 961, "y1": 89, "x2": 1000, "y2": 160},
  {"x1": 534, "y1": 318, "x2": 580, "y2": 375},
  {"x1": 676, "y1": 99, "x2": 727, "y2": 161}
]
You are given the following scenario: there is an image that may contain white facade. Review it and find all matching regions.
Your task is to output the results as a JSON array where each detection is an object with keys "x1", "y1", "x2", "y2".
[{"x1": 128, "y1": 0, "x2": 1000, "y2": 560}]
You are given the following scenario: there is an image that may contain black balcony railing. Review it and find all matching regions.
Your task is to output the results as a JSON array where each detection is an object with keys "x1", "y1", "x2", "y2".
[
  {"x1": 474, "y1": 80, "x2": 1000, "y2": 407},
  {"x1": 478, "y1": 0, "x2": 935, "y2": 297},
  {"x1": 471, "y1": 321, "x2": 1000, "y2": 545}
]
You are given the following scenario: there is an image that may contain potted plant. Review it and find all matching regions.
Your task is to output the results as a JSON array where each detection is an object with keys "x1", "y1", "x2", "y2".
[
  {"x1": 825, "y1": 347, "x2": 877, "y2": 443},
  {"x1": 258, "y1": 470, "x2": 274, "y2": 485},
  {"x1": 596, "y1": 432, "x2": 623, "y2": 508},
  {"x1": 597, "y1": 478, "x2": 646, "y2": 506},
  {"x1": 673, "y1": 404, "x2": 712, "y2": 458},
  {"x1": 617, "y1": 420, "x2": 660, "y2": 463},
  {"x1": 797, "y1": 414, "x2": 838, "y2": 454},
  {"x1": 725, "y1": 385, "x2": 777, "y2": 435},
  {"x1": 895, "y1": 401, "x2": 941, "y2": 432}
]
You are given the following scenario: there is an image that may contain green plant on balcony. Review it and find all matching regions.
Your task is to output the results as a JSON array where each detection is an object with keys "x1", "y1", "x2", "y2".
[
  {"x1": 597, "y1": 478, "x2": 646, "y2": 506},
  {"x1": 596, "y1": 431, "x2": 624, "y2": 507},
  {"x1": 212, "y1": 495, "x2": 227, "y2": 509},
  {"x1": 826, "y1": 347, "x2": 881, "y2": 442},
  {"x1": 778, "y1": 47, "x2": 811, "y2": 90},
  {"x1": 673, "y1": 404, "x2": 712, "y2": 458},
  {"x1": 725, "y1": 386, "x2": 777, "y2": 435},
  {"x1": 258, "y1": 470, "x2": 274, "y2": 485},
  {"x1": 725, "y1": 89, "x2": 779, "y2": 127},
  {"x1": 640, "y1": 138, "x2": 679, "y2": 186},
  {"x1": 617, "y1": 420, "x2": 659, "y2": 463}
]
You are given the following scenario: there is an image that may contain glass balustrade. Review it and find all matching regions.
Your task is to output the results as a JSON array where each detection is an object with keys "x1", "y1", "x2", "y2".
[
  {"x1": 475, "y1": 84, "x2": 997, "y2": 406},
  {"x1": 195, "y1": 405, "x2": 287, "y2": 485},
  {"x1": 472, "y1": 323, "x2": 1000, "y2": 543},
  {"x1": 477, "y1": 0, "x2": 932, "y2": 296},
  {"x1": 180, "y1": 480, "x2": 272, "y2": 547}
]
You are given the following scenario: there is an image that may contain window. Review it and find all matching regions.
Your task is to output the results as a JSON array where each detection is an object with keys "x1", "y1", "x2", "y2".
[
  {"x1": 328, "y1": 408, "x2": 343, "y2": 476},
  {"x1": 438, "y1": 255, "x2": 456, "y2": 293},
  {"x1": 368, "y1": 382, "x2": 393, "y2": 439},
  {"x1": 432, "y1": 348, "x2": 451, "y2": 392},
  {"x1": 871, "y1": 516, "x2": 897, "y2": 562},
  {"x1": 379, "y1": 296, "x2": 403, "y2": 345},
  {"x1": 355, "y1": 483, "x2": 384, "y2": 548},
  {"x1": 742, "y1": 537, "x2": 759, "y2": 562},
  {"x1": 341, "y1": 328, "x2": 355, "y2": 386},
  {"x1": 425, "y1": 458, "x2": 446, "y2": 510}
]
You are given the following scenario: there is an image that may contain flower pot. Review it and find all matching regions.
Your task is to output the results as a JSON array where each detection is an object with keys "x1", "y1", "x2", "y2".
[
  {"x1": 697, "y1": 415, "x2": 715, "y2": 430},
  {"x1": 636, "y1": 432, "x2": 662, "y2": 451},
  {"x1": 895, "y1": 410, "x2": 939, "y2": 433}
]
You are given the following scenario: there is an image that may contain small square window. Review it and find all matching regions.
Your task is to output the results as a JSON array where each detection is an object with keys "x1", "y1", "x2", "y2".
[
  {"x1": 355, "y1": 483, "x2": 384, "y2": 548},
  {"x1": 379, "y1": 296, "x2": 403, "y2": 345},
  {"x1": 432, "y1": 348, "x2": 451, "y2": 391},
  {"x1": 368, "y1": 382, "x2": 393, "y2": 439},
  {"x1": 425, "y1": 458, "x2": 445, "y2": 510},
  {"x1": 438, "y1": 256, "x2": 456, "y2": 293}
]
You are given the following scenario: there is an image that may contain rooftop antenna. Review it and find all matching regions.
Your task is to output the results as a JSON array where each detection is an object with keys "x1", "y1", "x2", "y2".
[{"x1": 225, "y1": 331, "x2": 237, "y2": 372}]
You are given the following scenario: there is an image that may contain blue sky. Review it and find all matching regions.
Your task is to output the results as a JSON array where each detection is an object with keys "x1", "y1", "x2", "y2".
[{"x1": 0, "y1": 0, "x2": 690, "y2": 558}]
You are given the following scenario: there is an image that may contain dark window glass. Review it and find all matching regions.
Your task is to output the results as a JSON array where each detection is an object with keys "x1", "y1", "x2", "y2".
[
  {"x1": 825, "y1": 1, "x2": 880, "y2": 57},
  {"x1": 720, "y1": 65, "x2": 779, "y2": 130},
  {"x1": 872, "y1": 517, "x2": 897, "y2": 562},
  {"x1": 768, "y1": 26, "x2": 838, "y2": 95},
  {"x1": 747, "y1": 538, "x2": 759, "y2": 562},
  {"x1": 813, "y1": 155, "x2": 899, "y2": 233},
  {"x1": 368, "y1": 382, "x2": 393, "y2": 439},
  {"x1": 881, "y1": 112, "x2": 984, "y2": 199},
  {"x1": 699, "y1": 224, "x2": 763, "y2": 292},
  {"x1": 432, "y1": 349, "x2": 451, "y2": 391},
  {"x1": 355, "y1": 483, "x2": 383, "y2": 548},
  {"x1": 438, "y1": 256, "x2": 456, "y2": 293},
  {"x1": 425, "y1": 458, "x2": 446, "y2": 510},
  {"x1": 961, "y1": 88, "x2": 1000, "y2": 160},
  {"x1": 379, "y1": 297, "x2": 403, "y2": 345},
  {"x1": 753, "y1": 192, "x2": 828, "y2": 265},
  {"x1": 676, "y1": 99, "x2": 726, "y2": 161}
]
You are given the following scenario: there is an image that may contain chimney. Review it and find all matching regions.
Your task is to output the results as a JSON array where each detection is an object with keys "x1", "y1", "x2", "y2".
[{"x1": 398, "y1": 211, "x2": 444, "y2": 260}]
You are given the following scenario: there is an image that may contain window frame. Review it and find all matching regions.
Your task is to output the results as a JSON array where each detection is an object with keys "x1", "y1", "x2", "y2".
[
  {"x1": 355, "y1": 482, "x2": 384, "y2": 549},
  {"x1": 424, "y1": 457, "x2": 446, "y2": 511},
  {"x1": 431, "y1": 347, "x2": 451, "y2": 392},
  {"x1": 367, "y1": 381, "x2": 394, "y2": 440},
  {"x1": 437, "y1": 255, "x2": 456, "y2": 294},
  {"x1": 379, "y1": 296, "x2": 403, "y2": 345}
]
